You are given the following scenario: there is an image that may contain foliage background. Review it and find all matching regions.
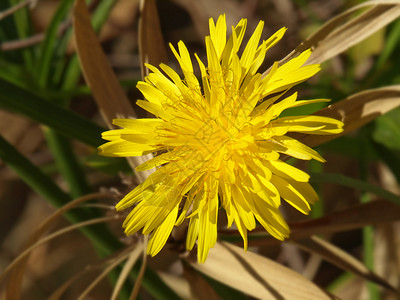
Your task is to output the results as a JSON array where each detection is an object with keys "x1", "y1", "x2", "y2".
[{"x1": 1, "y1": 0, "x2": 400, "y2": 299}]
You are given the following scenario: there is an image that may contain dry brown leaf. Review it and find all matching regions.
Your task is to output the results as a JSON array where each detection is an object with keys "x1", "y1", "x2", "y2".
[
  {"x1": 263, "y1": 0, "x2": 400, "y2": 72},
  {"x1": 73, "y1": 0, "x2": 136, "y2": 127},
  {"x1": 138, "y1": 0, "x2": 167, "y2": 78},
  {"x1": 374, "y1": 224, "x2": 400, "y2": 291},
  {"x1": 291, "y1": 86, "x2": 400, "y2": 148},
  {"x1": 73, "y1": 0, "x2": 153, "y2": 180},
  {"x1": 294, "y1": 236, "x2": 398, "y2": 293},
  {"x1": 187, "y1": 241, "x2": 338, "y2": 300},
  {"x1": 308, "y1": 2, "x2": 400, "y2": 65}
]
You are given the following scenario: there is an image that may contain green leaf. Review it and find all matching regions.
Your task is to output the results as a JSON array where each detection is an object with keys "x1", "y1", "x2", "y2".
[
  {"x1": 372, "y1": 107, "x2": 400, "y2": 150},
  {"x1": 0, "y1": 78, "x2": 104, "y2": 147},
  {"x1": 0, "y1": 60, "x2": 36, "y2": 89}
]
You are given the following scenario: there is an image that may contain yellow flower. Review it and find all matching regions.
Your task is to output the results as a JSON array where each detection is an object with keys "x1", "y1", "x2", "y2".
[{"x1": 99, "y1": 15, "x2": 344, "y2": 263}]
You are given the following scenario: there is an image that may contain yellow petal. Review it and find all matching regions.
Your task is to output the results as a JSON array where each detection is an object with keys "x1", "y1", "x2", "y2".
[
  {"x1": 186, "y1": 214, "x2": 199, "y2": 250},
  {"x1": 209, "y1": 14, "x2": 227, "y2": 59},
  {"x1": 98, "y1": 140, "x2": 156, "y2": 157},
  {"x1": 270, "y1": 115, "x2": 344, "y2": 135},
  {"x1": 270, "y1": 175, "x2": 318, "y2": 214},
  {"x1": 240, "y1": 20, "x2": 264, "y2": 76},
  {"x1": 147, "y1": 206, "x2": 179, "y2": 256},
  {"x1": 272, "y1": 135, "x2": 326, "y2": 162},
  {"x1": 266, "y1": 159, "x2": 310, "y2": 182}
]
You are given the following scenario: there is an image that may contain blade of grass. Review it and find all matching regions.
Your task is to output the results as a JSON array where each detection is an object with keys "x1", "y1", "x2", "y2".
[
  {"x1": 309, "y1": 155, "x2": 324, "y2": 219},
  {"x1": 37, "y1": 0, "x2": 74, "y2": 88},
  {"x1": 43, "y1": 127, "x2": 92, "y2": 198},
  {"x1": 359, "y1": 132, "x2": 380, "y2": 299},
  {"x1": 375, "y1": 18, "x2": 400, "y2": 70},
  {"x1": 8, "y1": 0, "x2": 34, "y2": 69},
  {"x1": 310, "y1": 172, "x2": 400, "y2": 205},
  {"x1": 0, "y1": 78, "x2": 104, "y2": 147},
  {"x1": 361, "y1": 193, "x2": 380, "y2": 298}
]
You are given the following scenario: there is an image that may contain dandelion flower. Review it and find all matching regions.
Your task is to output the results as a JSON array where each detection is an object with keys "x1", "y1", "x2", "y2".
[{"x1": 99, "y1": 15, "x2": 344, "y2": 263}]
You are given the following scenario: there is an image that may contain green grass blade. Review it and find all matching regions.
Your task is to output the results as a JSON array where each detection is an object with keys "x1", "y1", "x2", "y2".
[
  {"x1": 358, "y1": 134, "x2": 380, "y2": 300},
  {"x1": 309, "y1": 157, "x2": 324, "y2": 219},
  {"x1": 37, "y1": 0, "x2": 74, "y2": 88},
  {"x1": 43, "y1": 127, "x2": 92, "y2": 198},
  {"x1": 375, "y1": 19, "x2": 400, "y2": 70},
  {"x1": 8, "y1": 0, "x2": 35, "y2": 69},
  {"x1": 310, "y1": 172, "x2": 400, "y2": 205},
  {"x1": 0, "y1": 78, "x2": 104, "y2": 147}
]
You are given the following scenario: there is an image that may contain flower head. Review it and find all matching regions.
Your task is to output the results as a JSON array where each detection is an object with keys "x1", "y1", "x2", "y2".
[{"x1": 99, "y1": 15, "x2": 344, "y2": 262}]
